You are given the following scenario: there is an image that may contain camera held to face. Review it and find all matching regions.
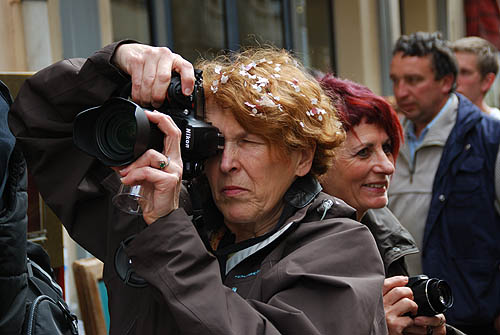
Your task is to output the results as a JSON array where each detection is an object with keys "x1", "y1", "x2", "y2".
[
  {"x1": 406, "y1": 275, "x2": 453, "y2": 317},
  {"x1": 73, "y1": 70, "x2": 224, "y2": 179}
]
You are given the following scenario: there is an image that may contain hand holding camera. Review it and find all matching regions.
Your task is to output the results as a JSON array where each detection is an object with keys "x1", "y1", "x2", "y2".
[
  {"x1": 116, "y1": 110, "x2": 184, "y2": 224},
  {"x1": 383, "y1": 275, "x2": 452, "y2": 334},
  {"x1": 112, "y1": 43, "x2": 195, "y2": 108},
  {"x1": 73, "y1": 44, "x2": 223, "y2": 220}
]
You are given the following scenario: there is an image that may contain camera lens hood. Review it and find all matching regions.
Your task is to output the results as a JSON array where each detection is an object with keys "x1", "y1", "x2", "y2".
[{"x1": 73, "y1": 97, "x2": 162, "y2": 166}]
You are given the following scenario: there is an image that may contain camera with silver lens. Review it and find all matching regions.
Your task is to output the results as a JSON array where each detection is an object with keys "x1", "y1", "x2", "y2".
[
  {"x1": 406, "y1": 274, "x2": 453, "y2": 316},
  {"x1": 73, "y1": 70, "x2": 224, "y2": 179}
]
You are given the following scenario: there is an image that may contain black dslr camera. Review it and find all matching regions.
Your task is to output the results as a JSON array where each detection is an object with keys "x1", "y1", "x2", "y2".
[
  {"x1": 406, "y1": 275, "x2": 453, "y2": 316},
  {"x1": 73, "y1": 70, "x2": 224, "y2": 179}
]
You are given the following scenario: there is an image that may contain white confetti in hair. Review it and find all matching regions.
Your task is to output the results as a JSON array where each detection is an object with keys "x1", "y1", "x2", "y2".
[
  {"x1": 256, "y1": 95, "x2": 276, "y2": 108},
  {"x1": 307, "y1": 107, "x2": 327, "y2": 122},
  {"x1": 215, "y1": 65, "x2": 222, "y2": 74},
  {"x1": 268, "y1": 92, "x2": 280, "y2": 101},
  {"x1": 245, "y1": 102, "x2": 256, "y2": 108},
  {"x1": 244, "y1": 62, "x2": 257, "y2": 71},
  {"x1": 221, "y1": 74, "x2": 229, "y2": 84},
  {"x1": 311, "y1": 98, "x2": 318, "y2": 105},
  {"x1": 256, "y1": 76, "x2": 269, "y2": 87},
  {"x1": 287, "y1": 80, "x2": 301, "y2": 93},
  {"x1": 252, "y1": 84, "x2": 262, "y2": 93}
]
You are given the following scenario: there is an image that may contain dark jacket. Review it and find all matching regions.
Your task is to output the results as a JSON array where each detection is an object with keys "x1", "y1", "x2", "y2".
[
  {"x1": 126, "y1": 177, "x2": 388, "y2": 334},
  {"x1": 9, "y1": 42, "x2": 388, "y2": 334},
  {"x1": 423, "y1": 94, "x2": 500, "y2": 329},
  {"x1": 363, "y1": 207, "x2": 467, "y2": 335},
  {"x1": 362, "y1": 207, "x2": 418, "y2": 277},
  {"x1": 0, "y1": 81, "x2": 28, "y2": 334}
]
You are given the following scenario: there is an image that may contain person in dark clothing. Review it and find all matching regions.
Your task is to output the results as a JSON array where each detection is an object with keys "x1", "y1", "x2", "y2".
[
  {"x1": 9, "y1": 42, "x2": 389, "y2": 334},
  {"x1": 319, "y1": 75, "x2": 466, "y2": 335},
  {"x1": 0, "y1": 80, "x2": 29, "y2": 334}
]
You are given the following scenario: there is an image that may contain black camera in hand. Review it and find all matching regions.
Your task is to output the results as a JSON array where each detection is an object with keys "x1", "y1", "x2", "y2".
[
  {"x1": 406, "y1": 275, "x2": 453, "y2": 317},
  {"x1": 73, "y1": 70, "x2": 224, "y2": 179}
]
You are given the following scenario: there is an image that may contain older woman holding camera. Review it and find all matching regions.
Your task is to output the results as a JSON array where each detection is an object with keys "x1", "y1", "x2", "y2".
[
  {"x1": 319, "y1": 75, "x2": 463, "y2": 335},
  {"x1": 10, "y1": 43, "x2": 387, "y2": 334}
]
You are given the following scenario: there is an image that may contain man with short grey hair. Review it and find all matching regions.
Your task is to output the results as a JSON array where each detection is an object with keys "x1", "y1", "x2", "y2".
[{"x1": 388, "y1": 31, "x2": 500, "y2": 335}]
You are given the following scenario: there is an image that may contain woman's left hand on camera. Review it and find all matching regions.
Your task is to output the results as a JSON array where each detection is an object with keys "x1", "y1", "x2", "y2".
[{"x1": 119, "y1": 111, "x2": 183, "y2": 225}]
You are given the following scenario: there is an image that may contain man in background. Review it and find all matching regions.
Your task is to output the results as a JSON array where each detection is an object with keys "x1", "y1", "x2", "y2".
[
  {"x1": 452, "y1": 36, "x2": 500, "y2": 118},
  {"x1": 388, "y1": 31, "x2": 500, "y2": 334}
]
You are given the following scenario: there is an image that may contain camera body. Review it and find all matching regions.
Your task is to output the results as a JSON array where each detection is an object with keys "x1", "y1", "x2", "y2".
[
  {"x1": 73, "y1": 70, "x2": 224, "y2": 179},
  {"x1": 406, "y1": 274, "x2": 453, "y2": 317}
]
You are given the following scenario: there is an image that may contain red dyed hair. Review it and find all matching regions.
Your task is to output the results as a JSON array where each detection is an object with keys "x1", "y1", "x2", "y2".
[{"x1": 319, "y1": 74, "x2": 404, "y2": 159}]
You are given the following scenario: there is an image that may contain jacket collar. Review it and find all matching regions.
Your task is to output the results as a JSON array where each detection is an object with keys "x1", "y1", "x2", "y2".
[
  {"x1": 283, "y1": 174, "x2": 322, "y2": 209},
  {"x1": 450, "y1": 93, "x2": 483, "y2": 137},
  {"x1": 433, "y1": 93, "x2": 483, "y2": 185}
]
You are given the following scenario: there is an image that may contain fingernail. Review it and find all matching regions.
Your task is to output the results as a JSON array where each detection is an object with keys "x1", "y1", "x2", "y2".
[{"x1": 184, "y1": 88, "x2": 192, "y2": 95}]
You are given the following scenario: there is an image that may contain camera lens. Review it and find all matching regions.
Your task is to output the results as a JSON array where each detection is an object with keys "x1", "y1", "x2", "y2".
[
  {"x1": 96, "y1": 109, "x2": 137, "y2": 161},
  {"x1": 428, "y1": 279, "x2": 453, "y2": 313},
  {"x1": 407, "y1": 275, "x2": 453, "y2": 316}
]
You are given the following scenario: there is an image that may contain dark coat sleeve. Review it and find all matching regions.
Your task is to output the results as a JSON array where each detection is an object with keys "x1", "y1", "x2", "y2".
[
  {"x1": 8, "y1": 42, "x2": 135, "y2": 260},
  {"x1": 0, "y1": 80, "x2": 28, "y2": 334},
  {"x1": 362, "y1": 207, "x2": 419, "y2": 277},
  {"x1": 0, "y1": 148, "x2": 28, "y2": 334}
]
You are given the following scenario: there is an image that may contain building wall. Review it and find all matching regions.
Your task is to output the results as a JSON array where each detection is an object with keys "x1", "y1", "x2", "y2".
[
  {"x1": 0, "y1": 1, "x2": 27, "y2": 71},
  {"x1": 333, "y1": 0, "x2": 382, "y2": 94},
  {"x1": 1, "y1": 1, "x2": 468, "y2": 86}
]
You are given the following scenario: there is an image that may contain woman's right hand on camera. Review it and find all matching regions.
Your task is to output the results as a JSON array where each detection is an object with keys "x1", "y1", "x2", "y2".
[
  {"x1": 383, "y1": 276, "x2": 419, "y2": 334},
  {"x1": 112, "y1": 43, "x2": 195, "y2": 108},
  {"x1": 118, "y1": 110, "x2": 183, "y2": 225}
]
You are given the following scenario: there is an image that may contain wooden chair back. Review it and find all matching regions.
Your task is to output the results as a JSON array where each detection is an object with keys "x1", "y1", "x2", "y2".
[{"x1": 72, "y1": 257, "x2": 107, "y2": 335}]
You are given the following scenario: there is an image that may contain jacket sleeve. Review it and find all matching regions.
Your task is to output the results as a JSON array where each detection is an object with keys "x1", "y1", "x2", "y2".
[
  {"x1": 8, "y1": 41, "x2": 133, "y2": 259},
  {"x1": 126, "y1": 209, "x2": 388, "y2": 335},
  {"x1": 0, "y1": 146, "x2": 28, "y2": 334},
  {"x1": 0, "y1": 79, "x2": 29, "y2": 334}
]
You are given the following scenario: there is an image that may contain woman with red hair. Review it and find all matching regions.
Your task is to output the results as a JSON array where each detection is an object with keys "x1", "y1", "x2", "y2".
[{"x1": 319, "y1": 75, "x2": 461, "y2": 335}]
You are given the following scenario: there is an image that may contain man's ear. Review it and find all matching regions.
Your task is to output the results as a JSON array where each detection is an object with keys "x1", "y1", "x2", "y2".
[
  {"x1": 481, "y1": 72, "x2": 497, "y2": 94},
  {"x1": 441, "y1": 73, "x2": 455, "y2": 94}
]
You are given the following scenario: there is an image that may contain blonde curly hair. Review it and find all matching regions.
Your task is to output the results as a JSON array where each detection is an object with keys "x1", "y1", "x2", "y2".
[{"x1": 196, "y1": 47, "x2": 345, "y2": 177}]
